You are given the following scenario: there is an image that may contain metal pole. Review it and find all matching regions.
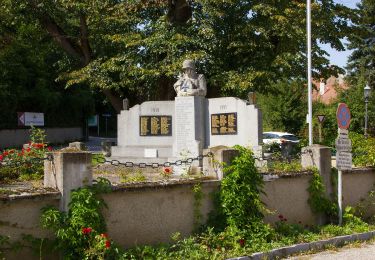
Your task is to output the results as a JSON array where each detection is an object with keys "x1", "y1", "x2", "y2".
[
  {"x1": 365, "y1": 99, "x2": 368, "y2": 138},
  {"x1": 338, "y1": 170, "x2": 342, "y2": 225},
  {"x1": 319, "y1": 123, "x2": 322, "y2": 143},
  {"x1": 97, "y1": 115, "x2": 100, "y2": 136},
  {"x1": 307, "y1": 0, "x2": 313, "y2": 145}
]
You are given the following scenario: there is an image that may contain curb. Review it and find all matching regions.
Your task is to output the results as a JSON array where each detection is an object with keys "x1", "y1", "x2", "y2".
[{"x1": 228, "y1": 231, "x2": 375, "y2": 260}]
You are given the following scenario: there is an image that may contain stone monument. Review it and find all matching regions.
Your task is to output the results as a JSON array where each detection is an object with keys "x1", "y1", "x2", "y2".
[{"x1": 111, "y1": 59, "x2": 263, "y2": 173}]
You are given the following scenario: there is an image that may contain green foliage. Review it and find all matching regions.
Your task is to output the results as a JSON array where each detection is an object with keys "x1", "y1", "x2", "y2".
[
  {"x1": 258, "y1": 79, "x2": 306, "y2": 134},
  {"x1": 2, "y1": 0, "x2": 355, "y2": 111},
  {"x1": 344, "y1": 0, "x2": 375, "y2": 135},
  {"x1": 312, "y1": 101, "x2": 338, "y2": 147},
  {"x1": 0, "y1": 127, "x2": 49, "y2": 182},
  {"x1": 40, "y1": 178, "x2": 116, "y2": 259},
  {"x1": 220, "y1": 146, "x2": 264, "y2": 229},
  {"x1": 267, "y1": 160, "x2": 303, "y2": 173},
  {"x1": 120, "y1": 170, "x2": 146, "y2": 183},
  {"x1": 192, "y1": 183, "x2": 203, "y2": 231},
  {"x1": 350, "y1": 132, "x2": 375, "y2": 166},
  {"x1": 307, "y1": 169, "x2": 337, "y2": 218},
  {"x1": 354, "y1": 185, "x2": 375, "y2": 224},
  {"x1": 347, "y1": 0, "x2": 375, "y2": 88}
]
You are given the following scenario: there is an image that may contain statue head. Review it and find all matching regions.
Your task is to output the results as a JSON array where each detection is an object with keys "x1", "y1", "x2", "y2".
[
  {"x1": 182, "y1": 59, "x2": 196, "y2": 70},
  {"x1": 182, "y1": 59, "x2": 196, "y2": 78}
]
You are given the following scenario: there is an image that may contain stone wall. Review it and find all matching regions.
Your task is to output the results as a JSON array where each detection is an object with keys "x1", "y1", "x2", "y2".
[
  {"x1": 1, "y1": 169, "x2": 375, "y2": 257},
  {"x1": 0, "y1": 127, "x2": 83, "y2": 149}
]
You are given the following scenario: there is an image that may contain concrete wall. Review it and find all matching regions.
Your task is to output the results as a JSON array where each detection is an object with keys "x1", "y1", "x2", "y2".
[
  {"x1": 0, "y1": 193, "x2": 60, "y2": 260},
  {"x1": 102, "y1": 180, "x2": 219, "y2": 248},
  {"x1": 343, "y1": 168, "x2": 375, "y2": 218},
  {"x1": 0, "y1": 127, "x2": 83, "y2": 149},
  {"x1": 262, "y1": 173, "x2": 316, "y2": 225},
  {"x1": 1, "y1": 168, "x2": 374, "y2": 256}
]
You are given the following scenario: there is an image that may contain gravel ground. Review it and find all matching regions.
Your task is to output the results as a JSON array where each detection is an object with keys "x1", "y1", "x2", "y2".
[{"x1": 287, "y1": 241, "x2": 375, "y2": 259}]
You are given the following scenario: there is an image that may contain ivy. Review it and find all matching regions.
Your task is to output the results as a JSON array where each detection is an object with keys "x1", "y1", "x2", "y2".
[
  {"x1": 192, "y1": 183, "x2": 203, "y2": 232},
  {"x1": 220, "y1": 145, "x2": 264, "y2": 229},
  {"x1": 307, "y1": 168, "x2": 337, "y2": 219}
]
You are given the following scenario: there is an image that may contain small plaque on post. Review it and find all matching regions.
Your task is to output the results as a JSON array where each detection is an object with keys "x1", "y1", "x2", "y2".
[{"x1": 211, "y1": 112, "x2": 237, "y2": 135}]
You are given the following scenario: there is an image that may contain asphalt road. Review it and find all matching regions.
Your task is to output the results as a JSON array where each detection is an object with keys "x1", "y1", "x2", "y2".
[{"x1": 287, "y1": 241, "x2": 375, "y2": 259}]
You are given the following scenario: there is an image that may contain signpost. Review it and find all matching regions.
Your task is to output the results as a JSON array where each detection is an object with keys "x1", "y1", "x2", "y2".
[
  {"x1": 335, "y1": 103, "x2": 352, "y2": 225},
  {"x1": 317, "y1": 115, "x2": 325, "y2": 143},
  {"x1": 17, "y1": 112, "x2": 44, "y2": 126},
  {"x1": 102, "y1": 114, "x2": 111, "y2": 137}
]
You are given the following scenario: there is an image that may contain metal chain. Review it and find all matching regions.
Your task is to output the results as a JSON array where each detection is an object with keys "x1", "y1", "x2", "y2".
[{"x1": 93, "y1": 152, "x2": 213, "y2": 168}]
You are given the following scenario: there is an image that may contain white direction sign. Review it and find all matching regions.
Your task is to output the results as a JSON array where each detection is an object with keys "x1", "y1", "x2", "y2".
[
  {"x1": 335, "y1": 128, "x2": 352, "y2": 170},
  {"x1": 17, "y1": 112, "x2": 44, "y2": 126},
  {"x1": 336, "y1": 151, "x2": 352, "y2": 170},
  {"x1": 335, "y1": 137, "x2": 351, "y2": 152}
]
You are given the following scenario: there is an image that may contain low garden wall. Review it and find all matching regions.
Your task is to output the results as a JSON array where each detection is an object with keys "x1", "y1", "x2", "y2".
[
  {"x1": 2, "y1": 168, "x2": 375, "y2": 255},
  {"x1": 0, "y1": 127, "x2": 83, "y2": 149}
]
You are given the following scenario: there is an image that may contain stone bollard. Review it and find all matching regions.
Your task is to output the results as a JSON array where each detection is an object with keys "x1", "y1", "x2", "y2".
[
  {"x1": 301, "y1": 144, "x2": 332, "y2": 224},
  {"x1": 44, "y1": 151, "x2": 92, "y2": 211},
  {"x1": 203, "y1": 146, "x2": 239, "y2": 179},
  {"x1": 101, "y1": 141, "x2": 112, "y2": 157},
  {"x1": 69, "y1": 142, "x2": 86, "y2": 150}
]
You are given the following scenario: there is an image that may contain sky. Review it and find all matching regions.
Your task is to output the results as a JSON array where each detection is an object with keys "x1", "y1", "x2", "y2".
[{"x1": 320, "y1": 0, "x2": 361, "y2": 69}]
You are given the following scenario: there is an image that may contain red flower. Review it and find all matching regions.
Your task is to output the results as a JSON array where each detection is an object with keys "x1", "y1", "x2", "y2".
[
  {"x1": 82, "y1": 227, "x2": 92, "y2": 235},
  {"x1": 238, "y1": 239, "x2": 245, "y2": 247},
  {"x1": 0, "y1": 155, "x2": 3, "y2": 161},
  {"x1": 105, "y1": 240, "x2": 111, "y2": 248},
  {"x1": 3, "y1": 151, "x2": 8, "y2": 157},
  {"x1": 163, "y1": 167, "x2": 172, "y2": 175},
  {"x1": 47, "y1": 146, "x2": 52, "y2": 151},
  {"x1": 100, "y1": 233, "x2": 108, "y2": 238},
  {"x1": 26, "y1": 147, "x2": 31, "y2": 152},
  {"x1": 278, "y1": 214, "x2": 284, "y2": 220}
]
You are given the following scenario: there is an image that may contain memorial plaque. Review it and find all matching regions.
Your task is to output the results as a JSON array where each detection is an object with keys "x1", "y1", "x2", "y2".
[
  {"x1": 211, "y1": 113, "x2": 237, "y2": 135},
  {"x1": 139, "y1": 116, "x2": 172, "y2": 136}
]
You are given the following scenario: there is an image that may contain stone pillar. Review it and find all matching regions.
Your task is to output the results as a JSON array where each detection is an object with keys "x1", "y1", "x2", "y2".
[
  {"x1": 69, "y1": 142, "x2": 86, "y2": 150},
  {"x1": 301, "y1": 144, "x2": 332, "y2": 224},
  {"x1": 301, "y1": 144, "x2": 333, "y2": 197},
  {"x1": 44, "y1": 151, "x2": 92, "y2": 211},
  {"x1": 101, "y1": 141, "x2": 112, "y2": 157},
  {"x1": 202, "y1": 146, "x2": 239, "y2": 179},
  {"x1": 173, "y1": 96, "x2": 206, "y2": 161}
]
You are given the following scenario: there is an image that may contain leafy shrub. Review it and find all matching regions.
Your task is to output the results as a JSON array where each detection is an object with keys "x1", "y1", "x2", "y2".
[
  {"x1": 350, "y1": 132, "x2": 375, "y2": 166},
  {"x1": 40, "y1": 178, "x2": 120, "y2": 259},
  {"x1": 0, "y1": 126, "x2": 51, "y2": 182},
  {"x1": 220, "y1": 146, "x2": 265, "y2": 229}
]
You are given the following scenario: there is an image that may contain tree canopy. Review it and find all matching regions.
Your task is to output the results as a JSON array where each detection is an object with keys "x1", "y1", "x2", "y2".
[{"x1": 1, "y1": 0, "x2": 355, "y2": 114}]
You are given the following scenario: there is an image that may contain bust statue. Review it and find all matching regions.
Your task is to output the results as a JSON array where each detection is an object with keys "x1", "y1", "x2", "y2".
[{"x1": 173, "y1": 60, "x2": 207, "y2": 97}]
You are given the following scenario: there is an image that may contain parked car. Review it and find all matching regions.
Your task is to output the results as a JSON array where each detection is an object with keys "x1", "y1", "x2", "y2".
[{"x1": 262, "y1": 132, "x2": 300, "y2": 146}]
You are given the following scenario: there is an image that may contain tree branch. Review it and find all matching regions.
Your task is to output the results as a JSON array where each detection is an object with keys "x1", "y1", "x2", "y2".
[{"x1": 79, "y1": 14, "x2": 91, "y2": 66}]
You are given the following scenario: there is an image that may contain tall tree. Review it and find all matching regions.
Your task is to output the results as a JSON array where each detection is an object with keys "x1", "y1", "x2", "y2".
[
  {"x1": 344, "y1": 0, "x2": 375, "y2": 134},
  {"x1": 5, "y1": 0, "x2": 354, "y2": 112}
]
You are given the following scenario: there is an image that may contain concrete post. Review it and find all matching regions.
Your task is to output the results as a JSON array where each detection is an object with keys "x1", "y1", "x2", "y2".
[
  {"x1": 69, "y1": 142, "x2": 86, "y2": 150},
  {"x1": 44, "y1": 151, "x2": 92, "y2": 211},
  {"x1": 301, "y1": 144, "x2": 333, "y2": 224},
  {"x1": 203, "y1": 146, "x2": 239, "y2": 179},
  {"x1": 101, "y1": 141, "x2": 112, "y2": 157}
]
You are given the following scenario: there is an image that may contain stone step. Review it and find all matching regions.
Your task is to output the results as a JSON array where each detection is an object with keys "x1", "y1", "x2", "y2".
[{"x1": 111, "y1": 145, "x2": 173, "y2": 158}]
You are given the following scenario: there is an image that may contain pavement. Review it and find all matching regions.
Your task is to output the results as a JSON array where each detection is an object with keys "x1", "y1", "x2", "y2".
[{"x1": 287, "y1": 241, "x2": 375, "y2": 259}]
